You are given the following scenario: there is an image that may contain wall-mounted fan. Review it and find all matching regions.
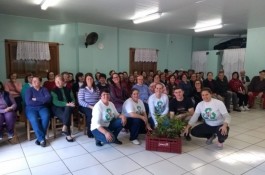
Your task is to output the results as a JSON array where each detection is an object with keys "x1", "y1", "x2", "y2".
[{"x1": 85, "y1": 32, "x2": 98, "y2": 48}]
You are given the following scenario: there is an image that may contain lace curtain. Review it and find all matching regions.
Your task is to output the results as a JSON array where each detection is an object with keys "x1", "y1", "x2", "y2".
[
  {"x1": 191, "y1": 51, "x2": 208, "y2": 74},
  {"x1": 222, "y1": 48, "x2": 245, "y2": 80},
  {"x1": 16, "y1": 41, "x2": 51, "y2": 61},
  {"x1": 134, "y1": 48, "x2": 158, "y2": 62}
]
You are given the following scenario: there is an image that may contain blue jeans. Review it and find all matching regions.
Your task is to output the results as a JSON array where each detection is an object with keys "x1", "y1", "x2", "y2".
[
  {"x1": 79, "y1": 106, "x2": 93, "y2": 135},
  {"x1": 91, "y1": 118, "x2": 123, "y2": 143},
  {"x1": 26, "y1": 107, "x2": 50, "y2": 142},
  {"x1": 125, "y1": 118, "x2": 145, "y2": 140}
]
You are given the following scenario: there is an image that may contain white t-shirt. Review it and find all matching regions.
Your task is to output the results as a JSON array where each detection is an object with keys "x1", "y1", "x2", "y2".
[
  {"x1": 91, "y1": 100, "x2": 120, "y2": 130},
  {"x1": 189, "y1": 98, "x2": 230, "y2": 126},
  {"x1": 122, "y1": 98, "x2": 146, "y2": 117},
  {"x1": 148, "y1": 93, "x2": 169, "y2": 126}
]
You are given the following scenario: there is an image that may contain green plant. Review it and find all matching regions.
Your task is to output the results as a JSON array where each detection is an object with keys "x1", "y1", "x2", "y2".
[{"x1": 152, "y1": 114, "x2": 186, "y2": 139}]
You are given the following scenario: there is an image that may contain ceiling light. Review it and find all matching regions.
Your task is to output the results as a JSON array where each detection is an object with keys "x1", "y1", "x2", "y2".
[
  {"x1": 194, "y1": 24, "x2": 223, "y2": 32},
  {"x1": 34, "y1": 0, "x2": 43, "y2": 5},
  {"x1": 195, "y1": 19, "x2": 222, "y2": 29},
  {"x1": 41, "y1": 0, "x2": 53, "y2": 10},
  {"x1": 133, "y1": 13, "x2": 162, "y2": 24}
]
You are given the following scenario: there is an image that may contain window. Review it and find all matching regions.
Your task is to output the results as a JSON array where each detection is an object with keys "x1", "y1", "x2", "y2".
[{"x1": 5, "y1": 39, "x2": 60, "y2": 78}]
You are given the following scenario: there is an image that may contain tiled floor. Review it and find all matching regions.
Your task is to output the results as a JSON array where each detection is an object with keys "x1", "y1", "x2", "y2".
[{"x1": 1, "y1": 109, "x2": 265, "y2": 175}]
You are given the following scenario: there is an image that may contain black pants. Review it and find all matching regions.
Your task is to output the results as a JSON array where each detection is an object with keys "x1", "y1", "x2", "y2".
[
  {"x1": 125, "y1": 118, "x2": 145, "y2": 141},
  {"x1": 191, "y1": 123, "x2": 229, "y2": 143},
  {"x1": 236, "y1": 92, "x2": 248, "y2": 106},
  {"x1": 14, "y1": 96, "x2": 22, "y2": 113},
  {"x1": 52, "y1": 106, "x2": 74, "y2": 135}
]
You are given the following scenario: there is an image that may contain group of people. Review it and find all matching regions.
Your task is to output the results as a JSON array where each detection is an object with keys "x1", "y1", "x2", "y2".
[{"x1": 0, "y1": 68, "x2": 264, "y2": 150}]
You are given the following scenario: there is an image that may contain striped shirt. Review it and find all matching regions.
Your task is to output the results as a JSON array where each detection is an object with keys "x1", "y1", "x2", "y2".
[{"x1": 78, "y1": 87, "x2": 100, "y2": 107}]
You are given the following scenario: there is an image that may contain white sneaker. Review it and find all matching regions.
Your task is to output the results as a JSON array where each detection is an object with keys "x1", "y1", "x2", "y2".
[
  {"x1": 131, "y1": 139, "x2": 140, "y2": 145},
  {"x1": 244, "y1": 106, "x2": 250, "y2": 111},
  {"x1": 239, "y1": 106, "x2": 245, "y2": 111}
]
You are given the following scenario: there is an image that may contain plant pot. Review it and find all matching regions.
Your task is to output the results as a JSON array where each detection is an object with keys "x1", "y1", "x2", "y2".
[{"x1": 145, "y1": 134, "x2": 182, "y2": 154}]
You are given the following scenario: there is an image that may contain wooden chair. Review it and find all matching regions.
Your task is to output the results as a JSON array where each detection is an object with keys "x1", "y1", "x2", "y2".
[
  {"x1": 1, "y1": 122, "x2": 19, "y2": 144},
  {"x1": 78, "y1": 111, "x2": 87, "y2": 135},
  {"x1": 52, "y1": 114, "x2": 74, "y2": 138},
  {"x1": 26, "y1": 119, "x2": 50, "y2": 141}
]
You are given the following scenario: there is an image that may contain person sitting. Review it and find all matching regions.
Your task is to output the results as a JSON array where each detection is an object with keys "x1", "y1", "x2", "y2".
[
  {"x1": 229, "y1": 72, "x2": 249, "y2": 111},
  {"x1": 43, "y1": 71, "x2": 56, "y2": 91},
  {"x1": 184, "y1": 88, "x2": 231, "y2": 149},
  {"x1": 91, "y1": 89, "x2": 127, "y2": 146},
  {"x1": 51, "y1": 75, "x2": 75, "y2": 142},
  {"x1": 239, "y1": 70, "x2": 250, "y2": 85},
  {"x1": 216, "y1": 71, "x2": 241, "y2": 112},
  {"x1": 149, "y1": 74, "x2": 167, "y2": 94},
  {"x1": 25, "y1": 76, "x2": 51, "y2": 147},
  {"x1": 122, "y1": 88, "x2": 152, "y2": 145},
  {"x1": 148, "y1": 83, "x2": 169, "y2": 128},
  {"x1": 191, "y1": 80, "x2": 203, "y2": 108},
  {"x1": 4, "y1": 73, "x2": 22, "y2": 115},
  {"x1": 72, "y1": 72, "x2": 84, "y2": 100},
  {"x1": 21, "y1": 73, "x2": 34, "y2": 105},
  {"x1": 179, "y1": 74, "x2": 192, "y2": 98},
  {"x1": 132, "y1": 75, "x2": 152, "y2": 114},
  {"x1": 248, "y1": 70, "x2": 265, "y2": 109},
  {"x1": 169, "y1": 87, "x2": 194, "y2": 141},
  {"x1": 0, "y1": 82, "x2": 17, "y2": 140},
  {"x1": 166, "y1": 74, "x2": 179, "y2": 100},
  {"x1": 109, "y1": 73, "x2": 129, "y2": 113},
  {"x1": 61, "y1": 71, "x2": 72, "y2": 90},
  {"x1": 78, "y1": 73, "x2": 100, "y2": 138},
  {"x1": 97, "y1": 73, "x2": 109, "y2": 92}
]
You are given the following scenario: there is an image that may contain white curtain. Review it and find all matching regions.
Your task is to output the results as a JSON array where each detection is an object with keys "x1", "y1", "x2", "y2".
[
  {"x1": 191, "y1": 51, "x2": 208, "y2": 73},
  {"x1": 16, "y1": 41, "x2": 51, "y2": 61},
  {"x1": 134, "y1": 48, "x2": 158, "y2": 62},
  {"x1": 222, "y1": 48, "x2": 245, "y2": 80}
]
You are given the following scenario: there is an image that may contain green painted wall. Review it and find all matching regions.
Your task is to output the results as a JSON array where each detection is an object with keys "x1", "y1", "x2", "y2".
[
  {"x1": 245, "y1": 27, "x2": 265, "y2": 79},
  {"x1": 192, "y1": 37, "x2": 209, "y2": 51},
  {"x1": 0, "y1": 14, "x2": 194, "y2": 81}
]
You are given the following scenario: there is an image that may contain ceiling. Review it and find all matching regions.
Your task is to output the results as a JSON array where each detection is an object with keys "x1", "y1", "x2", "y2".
[{"x1": 1, "y1": 0, "x2": 265, "y2": 36}]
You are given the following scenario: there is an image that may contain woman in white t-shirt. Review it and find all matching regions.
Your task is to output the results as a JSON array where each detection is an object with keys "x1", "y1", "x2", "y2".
[
  {"x1": 184, "y1": 88, "x2": 231, "y2": 149},
  {"x1": 91, "y1": 89, "x2": 127, "y2": 146},
  {"x1": 122, "y1": 88, "x2": 152, "y2": 145},
  {"x1": 148, "y1": 83, "x2": 169, "y2": 128}
]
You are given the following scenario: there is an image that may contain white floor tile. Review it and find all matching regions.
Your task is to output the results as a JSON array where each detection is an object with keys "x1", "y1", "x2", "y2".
[
  {"x1": 103, "y1": 157, "x2": 141, "y2": 175},
  {"x1": 55, "y1": 145, "x2": 88, "y2": 159},
  {"x1": 188, "y1": 147, "x2": 224, "y2": 163},
  {"x1": 168, "y1": 153, "x2": 206, "y2": 171},
  {"x1": 124, "y1": 168, "x2": 152, "y2": 175},
  {"x1": 191, "y1": 164, "x2": 232, "y2": 175},
  {"x1": 211, "y1": 156, "x2": 253, "y2": 175},
  {"x1": 74, "y1": 134, "x2": 93, "y2": 144},
  {"x1": 242, "y1": 145, "x2": 265, "y2": 158},
  {"x1": 49, "y1": 136, "x2": 79, "y2": 150},
  {"x1": 63, "y1": 153, "x2": 99, "y2": 172},
  {"x1": 22, "y1": 144, "x2": 53, "y2": 157},
  {"x1": 91, "y1": 147, "x2": 124, "y2": 163},
  {"x1": 224, "y1": 150, "x2": 265, "y2": 167},
  {"x1": 72, "y1": 164, "x2": 112, "y2": 175},
  {"x1": 0, "y1": 158, "x2": 28, "y2": 174},
  {"x1": 26, "y1": 151, "x2": 60, "y2": 167},
  {"x1": 0, "y1": 149, "x2": 24, "y2": 163},
  {"x1": 153, "y1": 151, "x2": 178, "y2": 159},
  {"x1": 81, "y1": 141, "x2": 111, "y2": 152},
  {"x1": 30, "y1": 161, "x2": 69, "y2": 175},
  {"x1": 225, "y1": 138, "x2": 251, "y2": 149},
  {"x1": 128, "y1": 151, "x2": 164, "y2": 167},
  {"x1": 145, "y1": 160, "x2": 186, "y2": 175},
  {"x1": 114, "y1": 143, "x2": 145, "y2": 155},
  {"x1": 245, "y1": 130, "x2": 265, "y2": 139},
  {"x1": 234, "y1": 134, "x2": 263, "y2": 144},
  {"x1": 5, "y1": 169, "x2": 31, "y2": 175},
  {"x1": 256, "y1": 162, "x2": 265, "y2": 171},
  {"x1": 204, "y1": 144, "x2": 239, "y2": 156},
  {"x1": 244, "y1": 168, "x2": 265, "y2": 175},
  {"x1": 256, "y1": 140, "x2": 265, "y2": 148}
]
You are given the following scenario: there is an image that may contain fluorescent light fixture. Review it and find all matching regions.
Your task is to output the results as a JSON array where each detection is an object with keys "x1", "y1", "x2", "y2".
[
  {"x1": 34, "y1": 0, "x2": 43, "y2": 5},
  {"x1": 133, "y1": 13, "x2": 162, "y2": 24},
  {"x1": 41, "y1": 0, "x2": 54, "y2": 10},
  {"x1": 195, "y1": 24, "x2": 223, "y2": 32},
  {"x1": 131, "y1": 7, "x2": 159, "y2": 20},
  {"x1": 195, "y1": 19, "x2": 222, "y2": 29}
]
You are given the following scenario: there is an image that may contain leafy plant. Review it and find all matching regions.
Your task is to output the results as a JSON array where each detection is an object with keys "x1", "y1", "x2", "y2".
[{"x1": 152, "y1": 114, "x2": 186, "y2": 139}]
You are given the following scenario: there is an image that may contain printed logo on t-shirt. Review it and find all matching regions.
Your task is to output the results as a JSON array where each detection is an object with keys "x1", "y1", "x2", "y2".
[
  {"x1": 155, "y1": 100, "x2": 165, "y2": 115},
  {"x1": 202, "y1": 108, "x2": 217, "y2": 121},
  {"x1": 136, "y1": 105, "x2": 142, "y2": 115},
  {"x1": 103, "y1": 108, "x2": 114, "y2": 122}
]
